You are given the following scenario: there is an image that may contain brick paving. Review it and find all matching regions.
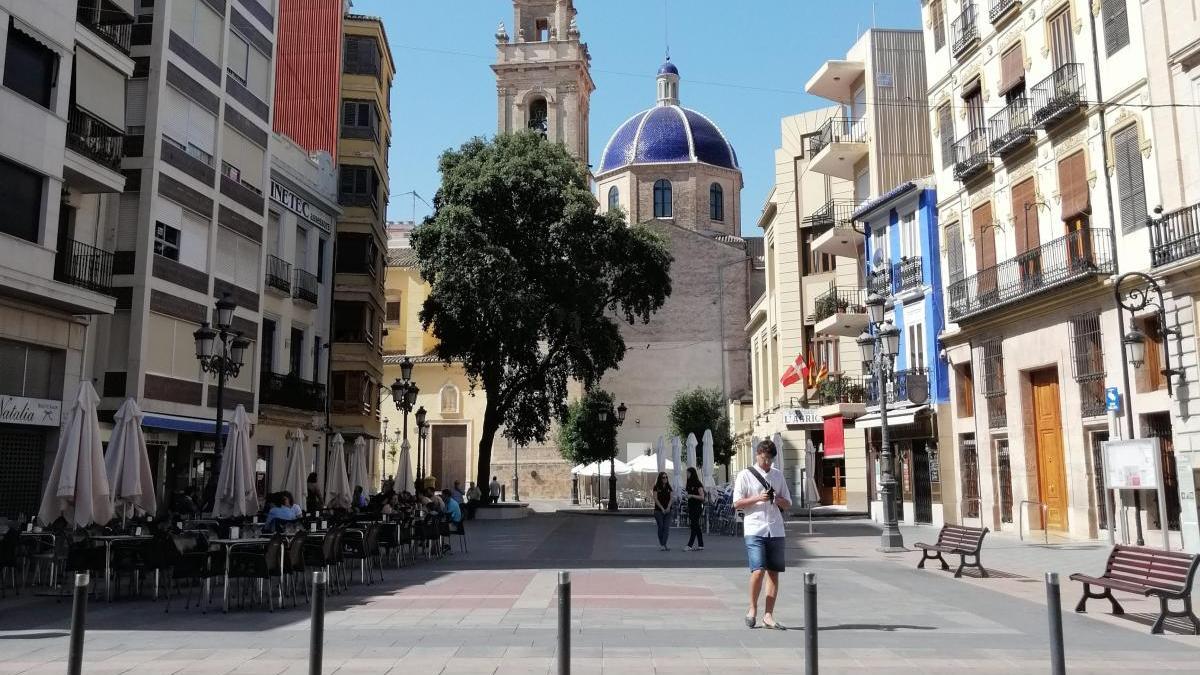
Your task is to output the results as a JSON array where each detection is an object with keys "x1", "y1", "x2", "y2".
[{"x1": 0, "y1": 514, "x2": 1197, "y2": 673}]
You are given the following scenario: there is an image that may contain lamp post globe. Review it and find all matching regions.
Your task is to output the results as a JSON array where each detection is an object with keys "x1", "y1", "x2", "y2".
[
  {"x1": 865, "y1": 291, "x2": 886, "y2": 324},
  {"x1": 856, "y1": 330, "x2": 875, "y2": 364},
  {"x1": 399, "y1": 356, "x2": 414, "y2": 382},
  {"x1": 193, "y1": 323, "x2": 217, "y2": 361},
  {"x1": 214, "y1": 293, "x2": 236, "y2": 331},
  {"x1": 879, "y1": 320, "x2": 901, "y2": 357},
  {"x1": 1123, "y1": 329, "x2": 1147, "y2": 368}
]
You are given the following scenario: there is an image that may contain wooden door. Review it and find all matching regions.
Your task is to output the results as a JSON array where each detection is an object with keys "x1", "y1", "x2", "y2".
[
  {"x1": 430, "y1": 425, "x2": 468, "y2": 490},
  {"x1": 1031, "y1": 369, "x2": 1069, "y2": 531}
]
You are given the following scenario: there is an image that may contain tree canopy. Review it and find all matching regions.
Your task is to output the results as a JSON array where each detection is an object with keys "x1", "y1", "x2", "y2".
[
  {"x1": 667, "y1": 387, "x2": 734, "y2": 467},
  {"x1": 411, "y1": 132, "x2": 673, "y2": 488},
  {"x1": 556, "y1": 389, "x2": 619, "y2": 466}
]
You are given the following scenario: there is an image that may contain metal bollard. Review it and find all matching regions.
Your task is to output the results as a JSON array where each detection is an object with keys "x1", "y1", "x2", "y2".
[
  {"x1": 804, "y1": 572, "x2": 817, "y2": 675},
  {"x1": 309, "y1": 570, "x2": 327, "y2": 675},
  {"x1": 67, "y1": 572, "x2": 89, "y2": 675},
  {"x1": 1045, "y1": 572, "x2": 1066, "y2": 675},
  {"x1": 558, "y1": 571, "x2": 571, "y2": 675}
]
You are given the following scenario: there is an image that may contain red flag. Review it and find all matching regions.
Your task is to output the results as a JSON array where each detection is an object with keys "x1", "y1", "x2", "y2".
[{"x1": 780, "y1": 353, "x2": 807, "y2": 387}]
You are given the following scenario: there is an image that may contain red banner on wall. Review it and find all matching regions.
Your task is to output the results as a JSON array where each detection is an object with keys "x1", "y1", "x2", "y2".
[{"x1": 823, "y1": 416, "x2": 845, "y2": 458}]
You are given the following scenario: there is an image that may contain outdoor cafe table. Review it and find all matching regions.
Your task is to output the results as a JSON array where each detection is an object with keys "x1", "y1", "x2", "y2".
[{"x1": 91, "y1": 534, "x2": 153, "y2": 601}]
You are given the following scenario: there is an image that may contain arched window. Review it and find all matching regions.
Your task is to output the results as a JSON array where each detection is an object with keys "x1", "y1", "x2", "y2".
[
  {"x1": 439, "y1": 383, "x2": 460, "y2": 414},
  {"x1": 607, "y1": 186, "x2": 620, "y2": 212},
  {"x1": 709, "y1": 183, "x2": 725, "y2": 221},
  {"x1": 653, "y1": 179, "x2": 672, "y2": 218},
  {"x1": 527, "y1": 97, "x2": 548, "y2": 137}
]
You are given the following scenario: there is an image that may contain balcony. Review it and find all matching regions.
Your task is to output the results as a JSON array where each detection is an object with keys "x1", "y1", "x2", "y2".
[
  {"x1": 66, "y1": 105, "x2": 125, "y2": 173},
  {"x1": 334, "y1": 329, "x2": 373, "y2": 345},
  {"x1": 77, "y1": 0, "x2": 134, "y2": 55},
  {"x1": 814, "y1": 286, "x2": 868, "y2": 337},
  {"x1": 804, "y1": 59, "x2": 866, "y2": 102},
  {"x1": 867, "y1": 368, "x2": 931, "y2": 407},
  {"x1": 951, "y1": 3, "x2": 980, "y2": 57},
  {"x1": 265, "y1": 255, "x2": 291, "y2": 295},
  {"x1": 988, "y1": 97, "x2": 1035, "y2": 158},
  {"x1": 892, "y1": 256, "x2": 924, "y2": 294},
  {"x1": 947, "y1": 228, "x2": 1113, "y2": 322},
  {"x1": 813, "y1": 374, "x2": 868, "y2": 406},
  {"x1": 1149, "y1": 202, "x2": 1200, "y2": 268},
  {"x1": 260, "y1": 372, "x2": 326, "y2": 412},
  {"x1": 807, "y1": 200, "x2": 862, "y2": 258},
  {"x1": 989, "y1": 0, "x2": 1021, "y2": 24},
  {"x1": 867, "y1": 266, "x2": 892, "y2": 297},
  {"x1": 294, "y1": 268, "x2": 319, "y2": 304},
  {"x1": 953, "y1": 128, "x2": 991, "y2": 182},
  {"x1": 1032, "y1": 63, "x2": 1086, "y2": 129},
  {"x1": 54, "y1": 239, "x2": 115, "y2": 296},
  {"x1": 807, "y1": 117, "x2": 869, "y2": 180}
]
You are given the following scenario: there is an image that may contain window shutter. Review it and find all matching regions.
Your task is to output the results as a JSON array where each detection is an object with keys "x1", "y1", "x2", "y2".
[
  {"x1": 117, "y1": 193, "x2": 141, "y2": 250},
  {"x1": 1114, "y1": 125, "x2": 1147, "y2": 232},
  {"x1": 939, "y1": 105, "x2": 954, "y2": 168},
  {"x1": 162, "y1": 86, "x2": 189, "y2": 147},
  {"x1": 946, "y1": 222, "x2": 964, "y2": 284},
  {"x1": 1011, "y1": 178, "x2": 1038, "y2": 253},
  {"x1": 344, "y1": 36, "x2": 360, "y2": 71},
  {"x1": 1058, "y1": 152, "x2": 1089, "y2": 219},
  {"x1": 216, "y1": 228, "x2": 237, "y2": 281},
  {"x1": 339, "y1": 167, "x2": 354, "y2": 197},
  {"x1": 972, "y1": 202, "x2": 995, "y2": 271},
  {"x1": 1102, "y1": 0, "x2": 1130, "y2": 56},
  {"x1": 125, "y1": 79, "x2": 148, "y2": 129},
  {"x1": 188, "y1": 103, "x2": 216, "y2": 157},
  {"x1": 931, "y1": 0, "x2": 945, "y2": 51},
  {"x1": 342, "y1": 100, "x2": 355, "y2": 125},
  {"x1": 1000, "y1": 43, "x2": 1025, "y2": 95}
]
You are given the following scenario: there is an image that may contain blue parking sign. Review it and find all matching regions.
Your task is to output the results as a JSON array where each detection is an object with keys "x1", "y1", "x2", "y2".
[{"x1": 1105, "y1": 387, "x2": 1120, "y2": 412}]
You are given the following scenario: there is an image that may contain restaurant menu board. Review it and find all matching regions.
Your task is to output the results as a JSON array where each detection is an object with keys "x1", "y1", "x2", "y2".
[{"x1": 1102, "y1": 438, "x2": 1161, "y2": 490}]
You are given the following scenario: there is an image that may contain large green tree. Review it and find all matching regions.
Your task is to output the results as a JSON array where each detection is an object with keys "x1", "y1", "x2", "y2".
[
  {"x1": 667, "y1": 387, "x2": 735, "y2": 467},
  {"x1": 556, "y1": 389, "x2": 619, "y2": 467},
  {"x1": 412, "y1": 132, "x2": 672, "y2": 488}
]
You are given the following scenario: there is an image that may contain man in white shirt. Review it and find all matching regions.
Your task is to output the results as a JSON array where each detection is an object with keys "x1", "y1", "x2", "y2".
[
  {"x1": 488, "y1": 476, "x2": 502, "y2": 504},
  {"x1": 733, "y1": 439, "x2": 792, "y2": 630}
]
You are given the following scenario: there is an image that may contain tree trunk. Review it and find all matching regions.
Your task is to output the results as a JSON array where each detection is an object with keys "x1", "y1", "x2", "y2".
[{"x1": 476, "y1": 400, "x2": 501, "y2": 491}]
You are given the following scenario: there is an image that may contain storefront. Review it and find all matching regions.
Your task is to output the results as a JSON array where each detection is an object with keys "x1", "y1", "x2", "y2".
[
  {"x1": 861, "y1": 406, "x2": 943, "y2": 526},
  {"x1": 0, "y1": 337, "x2": 68, "y2": 520}
]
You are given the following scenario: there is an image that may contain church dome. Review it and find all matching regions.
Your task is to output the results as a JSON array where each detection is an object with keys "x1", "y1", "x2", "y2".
[{"x1": 597, "y1": 61, "x2": 738, "y2": 175}]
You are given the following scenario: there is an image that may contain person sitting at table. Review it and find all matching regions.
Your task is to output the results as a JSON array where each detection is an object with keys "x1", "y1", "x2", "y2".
[
  {"x1": 352, "y1": 486, "x2": 368, "y2": 511},
  {"x1": 281, "y1": 491, "x2": 302, "y2": 518},
  {"x1": 450, "y1": 481, "x2": 466, "y2": 505},
  {"x1": 306, "y1": 472, "x2": 323, "y2": 512},
  {"x1": 440, "y1": 488, "x2": 462, "y2": 524},
  {"x1": 465, "y1": 482, "x2": 482, "y2": 520},
  {"x1": 262, "y1": 494, "x2": 300, "y2": 532}
]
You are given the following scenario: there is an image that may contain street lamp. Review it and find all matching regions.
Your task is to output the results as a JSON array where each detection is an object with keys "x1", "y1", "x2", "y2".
[
  {"x1": 193, "y1": 293, "x2": 249, "y2": 511},
  {"x1": 417, "y1": 415, "x2": 428, "y2": 490},
  {"x1": 602, "y1": 402, "x2": 628, "y2": 512},
  {"x1": 859, "y1": 308, "x2": 904, "y2": 551},
  {"x1": 390, "y1": 356, "x2": 419, "y2": 485}
]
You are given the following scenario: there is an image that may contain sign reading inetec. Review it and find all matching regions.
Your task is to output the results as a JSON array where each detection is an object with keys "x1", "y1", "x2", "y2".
[
  {"x1": 270, "y1": 180, "x2": 333, "y2": 231},
  {"x1": 0, "y1": 395, "x2": 62, "y2": 427}
]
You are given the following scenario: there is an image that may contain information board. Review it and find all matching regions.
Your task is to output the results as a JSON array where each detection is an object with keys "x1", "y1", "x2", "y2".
[{"x1": 1102, "y1": 438, "x2": 1161, "y2": 490}]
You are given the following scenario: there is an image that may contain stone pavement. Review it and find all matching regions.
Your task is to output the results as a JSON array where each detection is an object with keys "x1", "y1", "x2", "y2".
[{"x1": 0, "y1": 515, "x2": 1198, "y2": 673}]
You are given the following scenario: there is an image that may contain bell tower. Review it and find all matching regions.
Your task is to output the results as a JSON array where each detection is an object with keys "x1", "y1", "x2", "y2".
[{"x1": 492, "y1": 0, "x2": 594, "y2": 163}]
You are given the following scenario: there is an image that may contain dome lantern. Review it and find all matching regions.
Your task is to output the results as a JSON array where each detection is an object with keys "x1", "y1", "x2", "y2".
[{"x1": 656, "y1": 58, "x2": 680, "y2": 106}]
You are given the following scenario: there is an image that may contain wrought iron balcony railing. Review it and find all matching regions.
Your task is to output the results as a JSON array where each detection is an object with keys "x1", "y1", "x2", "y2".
[
  {"x1": 866, "y1": 368, "x2": 931, "y2": 407},
  {"x1": 1150, "y1": 202, "x2": 1200, "y2": 267},
  {"x1": 953, "y1": 128, "x2": 991, "y2": 181},
  {"x1": 989, "y1": 0, "x2": 1020, "y2": 23},
  {"x1": 951, "y1": 3, "x2": 980, "y2": 56},
  {"x1": 334, "y1": 329, "x2": 373, "y2": 344},
  {"x1": 868, "y1": 266, "x2": 892, "y2": 297},
  {"x1": 260, "y1": 372, "x2": 326, "y2": 412},
  {"x1": 803, "y1": 199, "x2": 858, "y2": 229},
  {"x1": 66, "y1": 105, "x2": 124, "y2": 170},
  {"x1": 54, "y1": 239, "x2": 115, "y2": 295},
  {"x1": 1032, "y1": 63, "x2": 1086, "y2": 128},
  {"x1": 947, "y1": 227, "x2": 1113, "y2": 322},
  {"x1": 265, "y1": 255, "x2": 292, "y2": 294},
  {"x1": 294, "y1": 268, "x2": 319, "y2": 304},
  {"x1": 892, "y1": 256, "x2": 923, "y2": 293},
  {"x1": 813, "y1": 286, "x2": 866, "y2": 322},
  {"x1": 988, "y1": 97, "x2": 1034, "y2": 156},
  {"x1": 813, "y1": 374, "x2": 868, "y2": 406},
  {"x1": 77, "y1": 0, "x2": 134, "y2": 54},
  {"x1": 808, "y1": 117, "x2": 868, "y2": 157}
]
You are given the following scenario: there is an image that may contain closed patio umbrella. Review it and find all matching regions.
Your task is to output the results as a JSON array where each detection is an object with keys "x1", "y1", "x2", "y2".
[
  {"x1": 804, "y1": 439, "x2": 822, "y2": 508},
  {"x1": 702, "y1": 429, "x2": 716, "y2": 488},
  {"x1": 655, "y1": 436, "x2": 666, "y2": 475},
  {"x1": 671, "y1": 436, "x2": 683, "y2": 492},
  {"x1": 280, "y1": 429, "x2": 308, "y2": 505},
  {"x1": 772, "y1": 432, "x2": 785, "y2": 476},
  {"x1": 685, "y1": 433, "x2": 698, "y2": 476},
  {"x1": 325, "y1": 434, "x2": 352, "y2": 510},
  {"x1": 396, "y1": 438, "x2": 412, "y2": 493},
  {"x1": 350, "y1": 436, "x2": 371, "y2": 498},
  {"x1": 105, "y1": 398, "x2": 157, "y2": 522},
  {"x1": 213, "y1": 405, "x2": 258, "y2": 518},
  {"x1": 38, "y1": 382, "x2": 113, "y2": 528}
]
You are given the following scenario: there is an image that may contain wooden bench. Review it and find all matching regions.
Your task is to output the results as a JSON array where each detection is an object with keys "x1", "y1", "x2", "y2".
[
  {"x1": 1069, "y1": 544, "x2": 1200, "y2": 634},
  {"x1": 914, "y1": 524, "x2": 988, "y2": 578}
]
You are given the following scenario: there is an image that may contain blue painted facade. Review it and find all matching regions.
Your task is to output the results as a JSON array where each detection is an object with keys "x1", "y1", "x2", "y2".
[{"x1": 860, "y1": 186, "x2": 950, "y2": 407}]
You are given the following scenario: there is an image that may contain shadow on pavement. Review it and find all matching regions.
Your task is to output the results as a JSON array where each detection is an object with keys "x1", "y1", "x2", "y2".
[{"x1": 819, "y1": 623, "x2": 937, "y2": 632}]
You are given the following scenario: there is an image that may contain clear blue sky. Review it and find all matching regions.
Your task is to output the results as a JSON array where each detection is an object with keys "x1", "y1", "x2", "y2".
[{"x1": 351, "y1": 0, "x2": 920, "y2": 231}]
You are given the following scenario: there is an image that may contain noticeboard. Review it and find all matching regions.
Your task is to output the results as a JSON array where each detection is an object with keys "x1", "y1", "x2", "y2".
[{"x1": 1102, "y1": 438, "x2": 1161, "y2": 490}]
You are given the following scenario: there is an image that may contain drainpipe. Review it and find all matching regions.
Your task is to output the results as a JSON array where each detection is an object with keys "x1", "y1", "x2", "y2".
[{"x1": 1087, "y1": 6, "x2": 1143, "y2": 544}]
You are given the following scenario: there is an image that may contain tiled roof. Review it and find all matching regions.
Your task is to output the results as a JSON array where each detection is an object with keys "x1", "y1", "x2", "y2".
[
  {"x1": 382, "y1": 353, "x2": 447, "y2": 365},
  {"x1": 387, "y1": 248, "x2": 419, "y2": 267}
]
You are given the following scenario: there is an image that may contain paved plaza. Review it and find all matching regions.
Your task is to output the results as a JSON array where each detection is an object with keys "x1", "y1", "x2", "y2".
[{"x1": 0, "y1": 514, "x2": 1198, "y2": 673}]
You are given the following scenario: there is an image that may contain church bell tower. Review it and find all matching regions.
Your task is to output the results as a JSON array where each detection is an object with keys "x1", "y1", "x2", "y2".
[{"x1": 492, "y1": 0, "x2": 594, "y2": 163}]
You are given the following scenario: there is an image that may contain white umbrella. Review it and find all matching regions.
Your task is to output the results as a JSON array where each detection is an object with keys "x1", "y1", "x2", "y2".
[
  {"x1": 805, "y1": 440, "x2": 822, "y2": 508},
  {"x1": 396, "y1": 438, "x2": 412, "y2": 493},
  {"x1": 578, "y1": 459, "x2": 632, "y2": 476},
  {"x1": 570, "y1": 462, "x2": 589, "y2": 475},
  {"x1": 655, "y1": 436, "x2": 666, "y2": 474},
  {"x1": 325, "y1": 434, "x2": 352, "y2": 509},
  {"x1": 280, "y1": 428, "x2": 308, "y2": 505},
  {"x1": 685, "y1": 433, "x2": 698, "y2": 478},
  {"x1": 702, "y1": 429, "x2": 716, "y2": 488},
  {"x1": 350, "y1": 436, "x2": 370, "y2": 498},
  {"x1": 213, "y1": 405, "x2": 258, "y2": 518},
  {"x1": 671, "y1": 436, "x2": 684, "y2": 492},
  {"x1": 627, "y1": 453, "x2": 672, "y2": 474},
  {"x1": 38, "y1": 382, "x2": 113, "y2": 527},
  {"x1": 105, "y1": 398, "x2": 157, "y2": 521},
  {"x1": 772, "y1": 432, "x2": 785, "y2": 476}
]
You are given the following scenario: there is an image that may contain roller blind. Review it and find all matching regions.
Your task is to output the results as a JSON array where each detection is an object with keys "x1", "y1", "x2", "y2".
[
  {"x1": 117, "y1": 193, "x2": 140, "y2": 251},
  {"x1": 1011, "y1": 178, "x2": 1038, "y2": 253},
  {"x1": 999, "y1": 43, "x2": 1024, "y2": 96},
  {"x1": 247, "y1": 46, "x2": 270, "y2": 101},
  {"x1": 75, "y1": 48, "x2": 126, "y2": 128},
  {"x1": 180, "y1": 210, "x2": 210, "y2": 270},
  {"x1": 161, "y1": 86, "x2": 189, "y2": 147},
  {"x1": 125, "y1": 79, "x2": 147, "y2": 130},
  {"x1": 221, "y1": 124, "x2": 264, "y2": 189},
  {"x1": 1114, "y1": 125, "x2": 1147, "y2": 232},
  {"x1": 188, "y1": 99, "x2": 216, "y2": 157},
  {"x1": 1058, "y1": 151, "x2": 1089, "y2": 219},
  {"x1": 216, "y1": 226, "x2": 261, "y2": 291}
]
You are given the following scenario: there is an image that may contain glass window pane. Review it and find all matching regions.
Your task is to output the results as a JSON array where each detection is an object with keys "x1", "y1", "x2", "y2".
[{"x1": 0, "y1": 341, "x2": 26, "y2": 396}]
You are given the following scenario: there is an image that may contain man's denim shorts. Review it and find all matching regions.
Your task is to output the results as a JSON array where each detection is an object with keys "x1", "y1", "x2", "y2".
[{"x1": 744, "y1": 535, "x2": 786, "y2": 572}]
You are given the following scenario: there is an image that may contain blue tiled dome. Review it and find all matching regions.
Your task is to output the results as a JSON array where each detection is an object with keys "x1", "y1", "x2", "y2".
[
  {"x1": 657, "y1": 60, "x2": 679, "y2": 76},
  {"x1": 598, "y1": 105, "x2": 739, "y2": 174}
]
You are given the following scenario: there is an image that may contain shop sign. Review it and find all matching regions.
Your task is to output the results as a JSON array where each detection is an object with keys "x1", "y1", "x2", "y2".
[
  {"x1": 271, "y1": 180, "x2": 334, "y2": 231},
  {"x1": 0, "y1": 394, "x2": 62, "y2": 427},
  {"x1": 783, "y1": 408, "x2": 822, "y2": 426}
]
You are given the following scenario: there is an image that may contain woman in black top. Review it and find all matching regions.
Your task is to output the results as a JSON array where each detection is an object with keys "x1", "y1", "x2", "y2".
[
  {"x1": 684, "y1": 467, "x2": 706, "y2": 551},
  {"x1": 652, "y1": 472, "x2": 673, "y2": 551}
]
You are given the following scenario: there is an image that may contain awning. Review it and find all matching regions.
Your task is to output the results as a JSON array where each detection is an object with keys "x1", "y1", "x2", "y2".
[
  {"x1": 823, "y1": 416, "x2": 845, "y2": 458},
  {"x1": 853, "y1": 405, "x2": 929, "y2": 429},
  {"x1": 142, "y1": 413, "x2": 229, "y2": 435}
]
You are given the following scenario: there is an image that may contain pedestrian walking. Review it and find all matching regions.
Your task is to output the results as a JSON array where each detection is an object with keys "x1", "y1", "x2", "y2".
[
  {"x1": 652, "y1": 472, "x2": 673, "y2": 550},
  {"x1": 488, "y1": 476, "x2": 502, "y2": 504},
  {"x1": 733, "y1": 439, "x2": 792, "y2": 630},
  {"x1": 683, "y1": 467, "x2": 705, "y2": 551}
]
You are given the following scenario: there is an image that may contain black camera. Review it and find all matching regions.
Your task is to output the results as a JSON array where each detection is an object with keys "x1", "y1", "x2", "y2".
[{"x1": 766, "y1": 488, "x2": 775, "y2": 503}]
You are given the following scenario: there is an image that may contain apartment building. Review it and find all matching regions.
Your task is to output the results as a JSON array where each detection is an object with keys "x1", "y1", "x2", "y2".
[
  {"x1": 255, "y1": 133, "x2": 338, "y2": 495},
  {"x1": 0, "y1": 0, "x2": 129, "y2": 516},
  {"x1": 923, "y1": 0, "x2": 1160, "y2": 541},
  {"x1": 86, "y1": 0, "x2": 278, "y2": 506},
  {"x1": 802, "y1": 28, "x2": 934, "y2": 516}
]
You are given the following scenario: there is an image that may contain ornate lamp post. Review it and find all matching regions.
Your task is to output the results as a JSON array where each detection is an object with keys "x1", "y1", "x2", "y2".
[
  {"x1": 390, "y1": 356, "x2": 419, "y2": 483},
  {"x1": 1114, "y1": 271, "x2": 1181, "y2": 546},
  {"x1": 600, "y1": 402, "x2": 628, "y2": 512},
  {"x1": 414, "y1": 406, "x2": 427, "y2": 485},
  {"x1": 193, "y1": 293, "x2": 250, "y2": 510},
  {"x1": 858, "y1": 290, "x2": 904, "y2": 552}
]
